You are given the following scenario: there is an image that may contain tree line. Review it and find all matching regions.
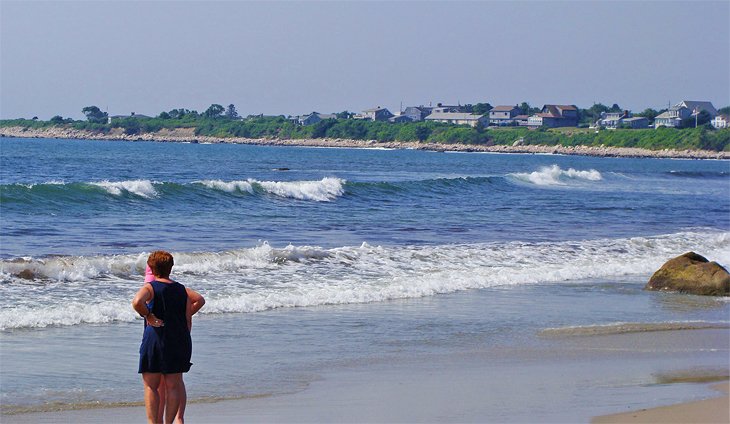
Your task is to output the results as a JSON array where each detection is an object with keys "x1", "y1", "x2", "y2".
[{"x1": 2, "y1": 103, "x2": 729, "y2": 151}]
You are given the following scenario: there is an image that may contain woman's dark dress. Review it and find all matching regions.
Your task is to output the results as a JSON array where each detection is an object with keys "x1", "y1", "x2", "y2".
[{"x1": 138, "y1": 280, "x2": 192, "y2": 374}]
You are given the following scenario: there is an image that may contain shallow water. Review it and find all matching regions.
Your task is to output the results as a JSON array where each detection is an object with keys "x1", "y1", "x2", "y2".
[{"x1": 0, "y1": 137, "x2": 729, "y2": 415}]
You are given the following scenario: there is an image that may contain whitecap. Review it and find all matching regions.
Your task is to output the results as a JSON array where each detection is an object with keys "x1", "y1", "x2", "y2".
[
  {"x1": 510, "y1": 165, "x2": 602, "y2": 186},
  {"x1": 197, "y1": 179, "x2": 254, "y2": 194},
  {"x1": 254, "y1": 177, "x2": 345, "y2": 201},
  {"x1": 90, "y1": 180, "x2": 158, "y2": 198}
]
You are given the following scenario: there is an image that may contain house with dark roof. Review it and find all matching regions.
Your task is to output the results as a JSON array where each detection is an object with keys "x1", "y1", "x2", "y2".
[
  {"x1": 297, "y1": 112, "x2": 336, "y2": 125},
  {"x1": 489, "y1": 106, "x2": 522, "y2": 126},
  {"x1": 357, "y1": 107, "x2": 394, "y2": 121},
  {"x1": 527, "y1": 105, "x2": 578, "y2": 128},
  {"x1": 402, "y1": 106, "x2": 434, "y2": 122},
  {"x1": 654, "y1": 100, "x2": 718, "y2": 128}
]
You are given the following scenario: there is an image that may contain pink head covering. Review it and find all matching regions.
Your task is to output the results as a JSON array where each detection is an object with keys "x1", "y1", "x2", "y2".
[{"x1": 144, "y1": 265, "x2": 155, "y2": 283}]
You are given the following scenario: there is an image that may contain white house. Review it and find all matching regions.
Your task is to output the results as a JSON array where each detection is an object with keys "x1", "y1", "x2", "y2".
[
  {"x1": 654, "y1": 100, "x2": 718, "y2": 128},
  {"x1": 424, "y1": 112, "x2": 488, "y2": 127},
  {"x1": 489, "y1": 106, "x2": 522, "y2": 126},
  {"x1": 711, "y1": 114, "x2": 729, "y2": 129}
]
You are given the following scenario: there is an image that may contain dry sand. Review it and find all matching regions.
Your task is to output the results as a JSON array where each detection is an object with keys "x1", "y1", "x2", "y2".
[{"x1": 593, "y1": 382, "x2": 729, "y2": 424}]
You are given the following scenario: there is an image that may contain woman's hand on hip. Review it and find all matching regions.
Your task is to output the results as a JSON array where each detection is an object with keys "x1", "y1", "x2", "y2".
[{"x1": 146, "y1": 313, "x2": 164, "y2": 327}]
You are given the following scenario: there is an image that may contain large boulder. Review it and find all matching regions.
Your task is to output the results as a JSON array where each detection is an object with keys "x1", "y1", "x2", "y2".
[{"x1": 645, "y1": 252, "x2": 730, "y2": 296}]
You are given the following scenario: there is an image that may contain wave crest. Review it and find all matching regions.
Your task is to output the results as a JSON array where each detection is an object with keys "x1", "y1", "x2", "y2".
[
  {"x1": 90, "y1": 180, "x2": 158, "y2": 198},
  {"x1": 510, "y1": 165, "x2": 602, "y2": 186},
  {"x1": 255, "y1": 177, "x2": 345, "y2": 201}
]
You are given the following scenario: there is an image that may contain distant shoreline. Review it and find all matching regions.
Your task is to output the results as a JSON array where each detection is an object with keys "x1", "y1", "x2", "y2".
[{"x1": 1, "y1": 126, "x2": 728, "y2": 160}]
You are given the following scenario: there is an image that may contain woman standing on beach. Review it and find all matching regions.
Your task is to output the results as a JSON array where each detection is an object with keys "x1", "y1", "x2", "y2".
[{"x1": 132, "y1": 251, "x2": 205, "y2": 424}]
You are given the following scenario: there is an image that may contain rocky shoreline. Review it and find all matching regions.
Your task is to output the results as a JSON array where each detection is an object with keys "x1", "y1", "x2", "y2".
[{"x1": 2, "y1": 126, "x2": 728, "y2": 159}]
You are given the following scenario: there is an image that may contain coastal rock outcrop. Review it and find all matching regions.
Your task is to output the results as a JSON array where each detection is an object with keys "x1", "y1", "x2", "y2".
[{"x1": 645, "y1": 252, "x2": 730, "y2": 296}]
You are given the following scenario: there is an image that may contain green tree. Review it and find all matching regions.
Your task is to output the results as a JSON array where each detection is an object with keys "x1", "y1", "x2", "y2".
[
  {"x1": 225, "y1": 104, "x2": 239, "y2": 119},
  {"x1": 203, "y1": 104, "x2": 225, "y2": 119},
  {"x1": 635, "y1": 108, "x2": 660, "y2": 122},
  {"x1": 472, "y1": 103, "x2": 493, "y2": 115},
  {"x1": 158, "y1": 111, "x2": 171, "y2": 119},
  {"x1": 415, "y1": 125, "x2": 431, "y2": 141},
  {"x1": 336, "y1": 110, "x2": 352, "y2": 120},
  {"x1": 519, "y1": 102, "x2": 540, "y2": 115},
  {"x1": 50, "y1": 115, "x2": 66, "y2": 124},
  {"x1": 82, "y1": 106, "x2": 108, "y2": 124},
  {"x1": 718, "y1": 106, "x2": 730, "y2": 115},
  {"x1": 682, "y1": 110, "x2": 713, "y2": 128}
]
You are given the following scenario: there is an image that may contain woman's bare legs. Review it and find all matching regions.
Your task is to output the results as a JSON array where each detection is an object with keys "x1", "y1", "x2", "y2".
[
  {"x1": 163, "y1": 373, "x2": 186, "y2": 424},
  {"x1": 157, "y1": 377, "x2": 166, "y2": 423},
  {"x1": 142, "y1": 373, "x2": 163, "y2": 424}
]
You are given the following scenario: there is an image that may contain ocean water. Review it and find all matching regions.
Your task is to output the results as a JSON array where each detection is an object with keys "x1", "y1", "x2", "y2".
[{"x1": 1, "y1": 137, "x2": 729, "y2": 419}]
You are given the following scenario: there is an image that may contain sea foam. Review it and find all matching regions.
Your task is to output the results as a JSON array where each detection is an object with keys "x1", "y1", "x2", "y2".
[{"x1": 1, "y1": 231, "x2": 728, "y2": 330}]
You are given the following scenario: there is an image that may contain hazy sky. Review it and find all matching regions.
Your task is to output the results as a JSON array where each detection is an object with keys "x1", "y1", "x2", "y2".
[{"x1": 1, "y1": 0, "x2": 728, "y2": 120}]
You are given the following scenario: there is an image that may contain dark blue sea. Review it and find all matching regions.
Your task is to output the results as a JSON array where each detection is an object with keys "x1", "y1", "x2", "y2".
[{"x1": 1, "y1": 137, "x2": 729, "y2": 420}]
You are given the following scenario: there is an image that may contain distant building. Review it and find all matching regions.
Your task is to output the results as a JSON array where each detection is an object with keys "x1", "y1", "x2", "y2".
[
  {"x1": 107, "y1": 112, "x2": 151, "y2": 124},
  {"x1": 298, "y1": 112, "x2": 336, "y2": 125},
  {"x1": 527, "y1": 105, "x2": 578, "y2": 128},
  {"x1": 431, "y1": 103, "x2": 464, "y2": 113},
  {"x1": 357, "y1": 107, "x2": 394, "y2": 121},
  {"x1": 513, "y1": 115, "x2": 530, "y2": 126},
  {"x1": 489, "y1": 105, "x2": 522, "y2": 126},
  {"x1": 402, "y1": 106, "x2": 433, "y2": 122},
  {"x1": 622, "y1": 117, "x2": 649, "y2": 129},
  {"x1": 425, "y1": 112, "x2": 489, "y2": 127},
  {"x1": 389, "y1": 115, "x2": 413, "y2": 123},
  {"x1": 711, "y1": 114, "x2": 729, "y2": 129},
  {"x1": 598, "y1": 111, "x2": 630, "y2": 128},
  {"x1": 597, "y1": 111, "x2": 648, "y2": 129},
  {"x1": 654, "y1": 100, "x2": 718, "y2": 128}
]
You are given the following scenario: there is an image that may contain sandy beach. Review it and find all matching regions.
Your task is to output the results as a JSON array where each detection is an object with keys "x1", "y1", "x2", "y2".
[
  {"x1": 593, "y1": 383, "x2": 729, "y2": 424},
  {"x1": 4, "y1": 327, "x2": 728, "y2": 423},
  {"x1": 2, "y1": 126, "x2": 728, "y2": 159},
  {"x1": 4, "y1": 360, "x2": 728, "y2": 424}
]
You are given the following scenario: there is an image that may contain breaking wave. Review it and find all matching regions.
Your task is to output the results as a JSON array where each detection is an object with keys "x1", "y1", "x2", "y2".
[
  {"x1": 510, "y1": 165, "x2": 602, "y2": 186},
  {"x1": 90, "y1": 180, "x2": 158, "y2": 198},
  {"x1": 1, "y1": 177, "x2": 347, "y2": 203},
  {"x1": 1, "y1": 230, "x2": 728, "y2": 330}
]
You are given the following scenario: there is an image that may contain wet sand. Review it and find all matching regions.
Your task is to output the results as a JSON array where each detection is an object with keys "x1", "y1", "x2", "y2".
[{"x1": 4, "y1": 328, "x2": 729, "y2": 423}]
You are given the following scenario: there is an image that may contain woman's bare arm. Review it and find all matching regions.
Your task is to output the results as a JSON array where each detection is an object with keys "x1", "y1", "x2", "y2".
[
  {"x1": 186, "y1": 288, "x2": 205, "y2": 315},
  {"x1": 186, "y1": 288, "x2": 205, "y2": 331},
  {"x1": 132, "y1": 284, "x2": 153, "y2": 317},
  {"x1": 132, "y1": 284, "x2": 163, "y2": 327}
]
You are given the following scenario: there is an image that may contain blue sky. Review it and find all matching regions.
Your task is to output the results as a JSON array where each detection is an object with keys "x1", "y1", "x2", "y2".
[{"x1": 1, "y1": 0, "x2": 728, "y2": 120}]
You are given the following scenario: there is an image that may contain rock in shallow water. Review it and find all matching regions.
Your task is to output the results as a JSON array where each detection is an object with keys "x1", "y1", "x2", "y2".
[{"x1": 645, "y1": 252, "x2": 730, "y2": 296}]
